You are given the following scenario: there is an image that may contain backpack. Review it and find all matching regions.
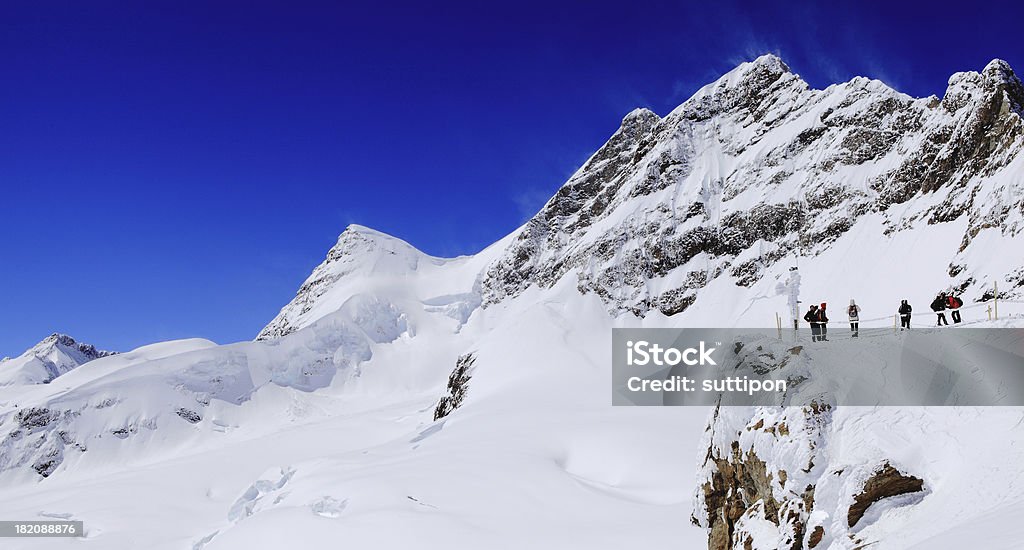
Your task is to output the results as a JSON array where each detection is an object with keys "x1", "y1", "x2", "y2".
[
  {"x1": 951, "y1": 297, "x2": 963, "y2": 308},
  {"x1": 848, "y1": 305, "x2": 858, "y2": 317}
]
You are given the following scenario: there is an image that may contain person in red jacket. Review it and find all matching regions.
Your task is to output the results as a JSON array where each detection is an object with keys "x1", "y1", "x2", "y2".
[
  {"x1": 947, "y1": 294, "x2": 963, "y2": 324},
  {"x1": 816, "y1": 302, "x2": 829, "y2": 342}
]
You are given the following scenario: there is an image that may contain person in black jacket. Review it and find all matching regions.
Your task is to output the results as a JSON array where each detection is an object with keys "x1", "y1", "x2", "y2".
[
  {"x1": 930, "y1": 293, "x2": 949, "y2": 326},
  {"x1": 899, "y1": 300, "x2": 912, "y2": 330},
  {"x1": 816, "y1": 302, "x2": 829, "y2": 341},
  {"x1": 804, "y1": 305, "x2": 820, "y2": 341}
]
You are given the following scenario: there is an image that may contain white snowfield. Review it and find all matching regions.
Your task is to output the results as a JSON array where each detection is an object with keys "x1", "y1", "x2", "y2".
[{"x1": 2, "y1": 55, "x2": 1024, "y2": 550}]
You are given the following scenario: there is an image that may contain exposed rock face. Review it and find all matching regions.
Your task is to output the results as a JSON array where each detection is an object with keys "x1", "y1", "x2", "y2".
[
  {"x1": 480, "y1": 55, "x2": 1024, "y2": 316},
  {"x1": 3, "y1": 406, "x2": 84, "y2": 478},
  {"x1": 847, "y1": 463, "x2": 924, "y2": 528},
  {"x1": 433, "y1": 353, "x2": 476, "y2": 421},
  {"x1": 696, "y1": 401, "x2": 930, "y2": 549},
  {"x1": 698, "y1": 403, "x2": 829, "y2": 550},
  {"x1": 807, "y1": 525, "x2": 824, "y2": 548}
]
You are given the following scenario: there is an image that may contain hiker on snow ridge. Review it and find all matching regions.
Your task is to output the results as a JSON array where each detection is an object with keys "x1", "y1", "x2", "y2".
[
  {"x1": 848, "y1": 299, "x2": 860, "y2": 337},
  {"x1": 804, "y1": 305, "x2": 821, "y2": 342},
  {"x1": 947, "y1": 293, "x2": 963, "y2": 324},
  {"x1": 816, "y1": 302, "x2": 829, "y2": 342},
  {"x1": 899, "y1": 299, "x2": 913, "y2": 330},
  {"x1": 930, "y1": 293, "x2": 949, "y2": 326}
]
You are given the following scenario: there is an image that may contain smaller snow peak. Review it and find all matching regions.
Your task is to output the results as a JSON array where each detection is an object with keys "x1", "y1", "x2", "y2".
[
  {"x1": 0, "y1": 332, "x2": 116, "y2": 385},
  {"x1": 33, "y1": 333, "x2": 114, "y2": 360}
]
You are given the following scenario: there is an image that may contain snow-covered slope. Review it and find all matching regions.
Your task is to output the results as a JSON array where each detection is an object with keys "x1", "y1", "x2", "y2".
[
  {"x1": 2, "y1": 56, "x2": 1024, "y2": 550},
  {"x1": 0, "y1": 333, "x2": 115, "y2": 387}
]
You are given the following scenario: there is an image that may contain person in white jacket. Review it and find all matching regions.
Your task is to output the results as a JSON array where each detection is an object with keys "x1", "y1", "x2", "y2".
[{"x1": 848, "y1": 299, "x2": 861, "y2": 337}]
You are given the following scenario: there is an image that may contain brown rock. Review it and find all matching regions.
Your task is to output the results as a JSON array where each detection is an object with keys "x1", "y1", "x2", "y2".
[
  {"x1": 808, "y1": 525, "x2": 824, "y2": 548},
  {"x1": 847, "y1": 463, "x2": 924, "y2": 527}
]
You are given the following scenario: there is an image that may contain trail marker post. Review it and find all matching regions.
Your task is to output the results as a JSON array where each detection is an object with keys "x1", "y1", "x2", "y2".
[{"x1": 994, "y1": 281, "x2": 999, "y2": 320}]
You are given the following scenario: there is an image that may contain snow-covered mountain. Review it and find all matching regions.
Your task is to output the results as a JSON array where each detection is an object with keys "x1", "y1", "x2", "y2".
[
  {"x1": 0, "y1": 333, "x2": 115, "y2": 387},
  {"x1": 483, "y1": 54, "x2": 1024, "y2": 321},
  {"x1": 2, "y1": 55, "x2": 1024, "y2": 550}
]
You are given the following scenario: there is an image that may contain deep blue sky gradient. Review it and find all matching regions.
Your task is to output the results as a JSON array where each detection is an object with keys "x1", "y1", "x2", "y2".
[{"x1": 2, "y1": 0, "x2": 1022, "y2": 355}]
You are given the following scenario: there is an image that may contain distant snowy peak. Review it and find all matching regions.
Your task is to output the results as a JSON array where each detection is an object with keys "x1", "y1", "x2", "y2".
[
  {"x1": 257, "y1": 224, "x2": 447, "y2": 340},
  {"x1": 0, "y1": 333, "x2": 115, "y2": 386}
]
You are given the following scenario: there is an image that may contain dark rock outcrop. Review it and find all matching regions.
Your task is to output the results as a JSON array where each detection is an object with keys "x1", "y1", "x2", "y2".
[
  {"x1": 847, "y1": 463, "x2": 925, "y2": 528},
  {"x1": 433, "y1": 354, "x2": 476, "y2": 421}
]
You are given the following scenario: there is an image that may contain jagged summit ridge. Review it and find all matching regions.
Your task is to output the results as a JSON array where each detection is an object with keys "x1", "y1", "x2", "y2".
[{"x1": 480, "y1": 55, "x2": 1024, "y2": 317}]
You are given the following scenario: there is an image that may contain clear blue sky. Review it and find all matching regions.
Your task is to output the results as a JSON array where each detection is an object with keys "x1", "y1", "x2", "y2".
[{"x1": 1, "y1": 0, "x2": 1021, "y2": 355}]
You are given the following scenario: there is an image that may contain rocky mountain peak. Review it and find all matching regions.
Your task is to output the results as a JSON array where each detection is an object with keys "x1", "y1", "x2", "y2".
[
  {"x1": 983, "y1": 58, "x2": 1024, "y2": 113},
  {"x1": 480, "y1": 55, "x2": 1024, "y2": 317},
  {"x1": 620, "y1": 107, "x2": 660, "y2": 132},
  {"x1": 32, "y1": 333, "x2": 114, "y2": 362},
  {"x1": 983, "y1": 58, "x2": 1019, "y2": 86},
  {"x1": 714, "y1": 53, "x2": 793, "y2": 92},
  {"x1": 0, "y1": 333, "x2": 115, "y2": 386},
  {"x1": 745, "y1": 53, "x2": 791, "y2": 75},
  {"x1": 671, "y1": 53, "x2": 805, "y2": 124},
  {"x1": 944, "y1": 58, "x2": 1024, "y2": 115}
]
